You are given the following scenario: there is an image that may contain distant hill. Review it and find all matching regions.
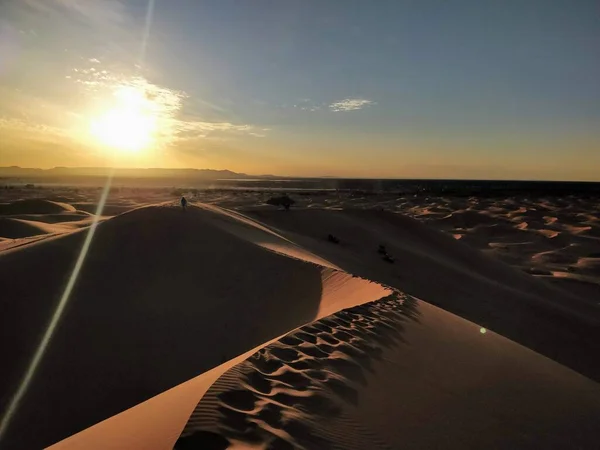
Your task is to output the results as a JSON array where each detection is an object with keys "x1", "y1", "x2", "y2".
[{"x1": 0, "y1": 166, "x2": 251, "y2": 179}]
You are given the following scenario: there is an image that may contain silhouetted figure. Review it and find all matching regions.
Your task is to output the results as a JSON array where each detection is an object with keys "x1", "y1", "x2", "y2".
[{"x1": 181, "y1": 196, "x2": 188, "y2": 211}]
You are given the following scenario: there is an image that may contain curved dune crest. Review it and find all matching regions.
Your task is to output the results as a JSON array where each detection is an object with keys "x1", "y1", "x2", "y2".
[
  {"x1": 0, "y1": 215, "x2": 97, "y2": 240},
  {"x1": 0, "y1": 199, "x2": 85, "y2": 240},
  {"x1": 0, "y1": 204, "x2": 390, "y2": 449},
  {"x1": 195, "y1": 203, "x2": 341, "y2": 269},
  {"x1": 9, "y1": 212, "x2": 94, "y2": 223}
]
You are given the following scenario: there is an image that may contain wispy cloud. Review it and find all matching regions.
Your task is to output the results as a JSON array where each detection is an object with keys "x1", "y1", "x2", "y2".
[
  {"x1": 65, "y1": 58, "x2": 266, "y2": 141},
  {"x1": 1, "y1": 63, "x2": 266, "y2": 147},
  {"x1": 295, "y1": 105, "x2": 321, "y2": 112},
  {"x1": 0, "y1": 118, "x2": 69, "y2": 140},
  {"x1": 293, "y1": 98, "x2": 322, "y2": 112},
  {"x1": 329, "y1": 98, "x2": 374, "y2": 112},
  {"x1": 175, "y1": 120, "x2": 258, "y2": 140}
]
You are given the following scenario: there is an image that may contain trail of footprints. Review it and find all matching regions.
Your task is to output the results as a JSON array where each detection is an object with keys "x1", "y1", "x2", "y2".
[{"x1": 177, "y1": 293, "x2": 420, "y2": 450}]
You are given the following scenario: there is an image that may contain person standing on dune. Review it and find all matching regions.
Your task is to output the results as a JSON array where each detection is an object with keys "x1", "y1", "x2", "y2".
[{"x1": 181, "y1": 196, "x2": 188, "y2": 211}]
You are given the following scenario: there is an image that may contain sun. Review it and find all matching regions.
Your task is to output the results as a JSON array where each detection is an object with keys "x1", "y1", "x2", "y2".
[{"x1": 89, "y1": 85, "x2": 158, "y2": 153}]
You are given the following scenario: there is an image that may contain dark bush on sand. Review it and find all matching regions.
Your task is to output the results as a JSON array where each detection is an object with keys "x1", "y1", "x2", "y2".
[{"x1": 266, "y1": 195, "x2": 295, "y2": 210}]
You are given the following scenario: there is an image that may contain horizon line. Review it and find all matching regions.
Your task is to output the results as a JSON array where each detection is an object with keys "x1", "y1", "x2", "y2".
[{"x1": 1, "y1": 166, "x2": 599, "y2": 184}]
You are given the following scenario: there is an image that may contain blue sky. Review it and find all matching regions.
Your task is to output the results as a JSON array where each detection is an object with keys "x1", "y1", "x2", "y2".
[{"x1": 0, "y1": 0, "x2": 598, "y2": 179}]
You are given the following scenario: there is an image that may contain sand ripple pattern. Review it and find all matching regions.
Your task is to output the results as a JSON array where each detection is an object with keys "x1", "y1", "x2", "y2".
[{"x1": 176, "y1": 292, "x2": 419, "y2": 449}]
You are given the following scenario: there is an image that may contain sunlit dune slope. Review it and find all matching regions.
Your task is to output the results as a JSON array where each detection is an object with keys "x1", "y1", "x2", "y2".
[{"x1": 178, "y1": 295, "x2": 600, "y2": 450}]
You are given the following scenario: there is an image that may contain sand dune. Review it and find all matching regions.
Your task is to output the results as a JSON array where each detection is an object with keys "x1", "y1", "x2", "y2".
[
  {"x1": 243, "y1": 209, "x2": 600, "y2": 380},
  {"x1": 0, "y1": 198, "x2": 99, "y2": 252},
  {"x1": 194, "y1": 203, "x2": 340, "y2": 270},
  {"x1": 0, "y1": 215, "x2": 95, "y2": 239},
  {"x1": 177, "y1": 295, "x2": 600, "y2": 450},
  {"x1": 71, "y1": 203, "x2": 140, "y2": 216},
  {"x1": 287, "y1": 194, "x2": 599, "y2": 295},
  {"x1": 0, "y1": 199, "x2": 93, "y2": 239},
  {"x1": 542, "y1": 276, "x2": 600, "y2": 306},
  {"x1": 0, "y1": 199, "x2": 75, "y2": 215},
  {"x1": 0, "y1": 204, "x2": 388, "y2": 449},
  {"x1": 9, "y1": 211, "x2": 93, "y2": 223},
  {"x1": 53, "y1": 282, "x2": 600, "y2": 450},
  {"x1": 0, "y1": 217, "x2": 54, "y2": 239},
  {"x1": 396, "y1": 198, "x2": 600, "y2": 303},
  {"x1": 247, "y1": 208, "x2": 597, "y2": 311},
  {"x1": 438, "y1": 209, "x2": 501, "y2": 228},
  {"x1": 576, "y1": 256, "x2": 600, "y2": 272},
  {"x1": 2, "y1": 190, "x2": 599, "y2": 449}
]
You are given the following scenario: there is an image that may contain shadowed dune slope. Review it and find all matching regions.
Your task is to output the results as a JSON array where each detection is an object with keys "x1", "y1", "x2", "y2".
[
  {"x1": 246, "y1": 208, "x2": 600, "y2": 381},
  {"x1": 0, "y1": 199, "x2": 75, "y2": 215},
  {"x1": 0, "y1": 205, "x2": 385, "y2": 449},
  {"x1": 0, "y1": 216, "x2": 93, "y2": 240},
  {"x1": 0, "y1": 199, "x2": 94, "y2": 239},
  {"x1": 0, "y1": 218, "x2": 52, "y2": 239}
]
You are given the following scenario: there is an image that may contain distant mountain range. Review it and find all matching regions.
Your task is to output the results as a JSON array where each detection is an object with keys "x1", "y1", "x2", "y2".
[{"x1": 0, "y1": 166, "x2": 258, "y2": 179}]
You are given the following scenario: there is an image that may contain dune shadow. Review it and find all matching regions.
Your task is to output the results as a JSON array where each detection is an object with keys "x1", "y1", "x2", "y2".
[{"x1": 176, "y1": 292, "x2": 420, "y2": 449}]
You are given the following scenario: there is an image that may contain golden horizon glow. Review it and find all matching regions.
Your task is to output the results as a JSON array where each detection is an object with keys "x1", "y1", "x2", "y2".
[{"x1": 89, "y1": 85, "x2": 158, "y2": 154}]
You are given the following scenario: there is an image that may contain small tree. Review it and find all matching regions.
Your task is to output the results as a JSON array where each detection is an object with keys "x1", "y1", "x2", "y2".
[{"x1": 266, "y1": 195, "x2": 295, "y2": 211}]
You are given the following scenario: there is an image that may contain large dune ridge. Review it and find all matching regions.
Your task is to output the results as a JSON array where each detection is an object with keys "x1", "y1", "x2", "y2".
[
  {"x1": 0, "y1": 204, "x2": 388, "y2": 449},
  {"x1": 0, "y1": 189, "x2": 598, "y2": 449}
]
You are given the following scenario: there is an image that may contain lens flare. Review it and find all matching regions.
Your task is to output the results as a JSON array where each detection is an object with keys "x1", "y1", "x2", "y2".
[{"x1": 0, "y1": 173, "x2": 114, "y2": 443}]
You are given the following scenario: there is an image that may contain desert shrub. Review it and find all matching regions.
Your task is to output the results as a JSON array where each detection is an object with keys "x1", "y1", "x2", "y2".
[{"x1": 266, "y1": 195, "x2": 295, "y2": 210}]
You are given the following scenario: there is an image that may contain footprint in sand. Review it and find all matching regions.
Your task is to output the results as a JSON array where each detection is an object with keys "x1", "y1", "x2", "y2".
[{"x1": 177, "y1": 292, "x2": 420, "y2": 450}]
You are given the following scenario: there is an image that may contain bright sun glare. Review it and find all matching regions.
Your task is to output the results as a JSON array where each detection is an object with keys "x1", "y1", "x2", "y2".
[{"x1": 90, "y1": 85, "x2": 158, "y2": 153}]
